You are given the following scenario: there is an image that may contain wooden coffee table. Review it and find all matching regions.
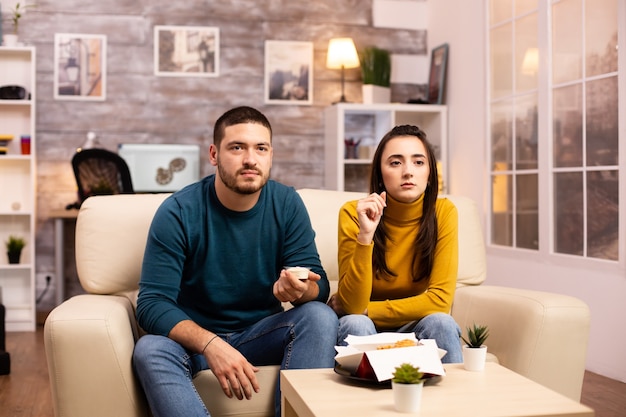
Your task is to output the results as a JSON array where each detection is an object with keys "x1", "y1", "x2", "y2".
[{"x1": 280, "y1": 363, "x2": 594, "y2": 417}]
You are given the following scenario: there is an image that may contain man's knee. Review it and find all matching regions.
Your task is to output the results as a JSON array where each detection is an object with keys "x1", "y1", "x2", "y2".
[{"x1": 298, "y1": 301, "x2": 339, "y2": 326}]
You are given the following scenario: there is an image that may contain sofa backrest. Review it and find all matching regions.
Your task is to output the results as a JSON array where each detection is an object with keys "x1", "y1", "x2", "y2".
[
  {"x1": 75, "y1": 193, "x2": 171, "y2": 295},
  {"x1": 74, "y1": 189, "x2": 485, "y2": 296}
]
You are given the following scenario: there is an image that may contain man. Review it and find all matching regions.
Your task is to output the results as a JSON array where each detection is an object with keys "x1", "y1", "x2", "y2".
[{"x1": 133, "y1": 106, "x2": 338, "y2": 417}]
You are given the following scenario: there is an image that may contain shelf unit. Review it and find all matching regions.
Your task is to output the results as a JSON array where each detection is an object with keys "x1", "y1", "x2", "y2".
[
  {"x1": 324, "y1": 103, "x2": 448, "y2": 192},
  {"x1": 0, "y1": 46, "x2": 36, "y2": 331}
]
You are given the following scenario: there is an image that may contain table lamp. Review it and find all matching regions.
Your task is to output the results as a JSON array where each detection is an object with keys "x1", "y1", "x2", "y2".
[{"x1": 326, "y1": 37, "x2": 360, "y2": 103}]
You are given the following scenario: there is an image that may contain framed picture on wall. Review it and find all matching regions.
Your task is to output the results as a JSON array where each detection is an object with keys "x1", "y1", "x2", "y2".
[
  {"x1": 154, "y1": 25, "x2": 220, "y2": 77},
  {"x1": 427, "y1": 43, "x2": 449, "y2": 105},
  {"x1": 53, "y1": 33, "x2": 107, "y2": 101},
  {"x1": 264, "y1": 40, "x2": 313, "y2": 105}
]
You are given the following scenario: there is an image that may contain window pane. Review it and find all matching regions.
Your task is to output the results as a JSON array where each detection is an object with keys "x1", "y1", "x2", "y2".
[
  {"x1": 552, "y1": 0, "x2": 582, "y2": 84},
  {"x1": 585, "y1": 0, "x2": 618, "y2": 77},
  {"x1": 554, "y1": 172, "x2": 584, "y2": 255},
  {"x1": 586, "y1": 76, "x2": 618, "y2": 166},
  {"x1": 492, "y1": 174, "x2": 513, "y2": 246},
  {"x1": 515, "y1": 94, "x2": 538, "y2": 170},
  {"x1": 491, "y1": 24, "x2": 513, "y2": 99},
  {"x1": 490, "y1": 0, "x2": 512, "y2": 25},
  {"x1": 515, "y1": 0, "x2": 538, "y2": 15},
  {"x1": 516, "y1": 13, "x2": 538, "y2": 92},
  {"x1": 491, "y1": 100, "x2": 513, "y2": 171},
  {"x1": 587, "y1": 170, "x2": 618, "y2": 260},
  {"x1": 516, "y1": 173, "x2": 538, "y2": 249},
  {"x1": 553, "y1": 84, "x2": 583, "y2": 167}
]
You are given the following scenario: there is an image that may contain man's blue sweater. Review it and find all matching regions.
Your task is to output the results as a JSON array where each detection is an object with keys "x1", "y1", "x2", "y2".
[{"x1": 136, "y1": 175, "x2": 329, "y2": 335}]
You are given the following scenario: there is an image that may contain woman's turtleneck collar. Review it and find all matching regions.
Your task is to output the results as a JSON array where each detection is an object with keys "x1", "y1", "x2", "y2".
[{"x1": 384, "y1": 193, "x2": 425, "y2": 225}]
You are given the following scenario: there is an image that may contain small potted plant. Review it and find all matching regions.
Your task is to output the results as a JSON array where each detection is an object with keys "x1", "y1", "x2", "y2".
[
  {"x1": 461, "y1": 323, "x2": 490, "y2": 371},
  {"x1": 391, "y1": 362, "x2": 425, "y2": 413},
  {"x1": 5, "y1": 235, "x2": 26, "y2": 264},
  {"x1": 2, "y1": 2, "x2": 36, "y2": 46},
  {"x1": 359, "y1": 46, "x2": 391, "y2": 104}
]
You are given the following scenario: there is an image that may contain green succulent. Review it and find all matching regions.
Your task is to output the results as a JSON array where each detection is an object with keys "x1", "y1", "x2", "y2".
[
  {"x1": 391, "y1": 363, "x2": 424, "y2": 384},
  {"x1": 461, "y1": 323, "x2": 489, "y2": 348},
  {"x1": 6, "y1": 235, "x2": 26, "y2": 253},
  {"x1": 359, "y1": 46, "x2": 391, "y2": 87}
]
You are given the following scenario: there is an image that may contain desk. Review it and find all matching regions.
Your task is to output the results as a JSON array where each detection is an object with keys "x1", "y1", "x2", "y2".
[
  {"x1": 49, "y1": 209, "x2": 79, "y2": 306},
  {"x1": 280, "y1": 363, "x2": 594, "y2": 417}
]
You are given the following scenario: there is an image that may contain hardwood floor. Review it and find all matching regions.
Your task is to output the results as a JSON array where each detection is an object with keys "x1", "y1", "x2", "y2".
[
  {"x1": 0, "y1": 327, "x2": 53, "y2": 417},
  {"x1": 1, "y1": 326, "x2": 625, "y2": 417}
]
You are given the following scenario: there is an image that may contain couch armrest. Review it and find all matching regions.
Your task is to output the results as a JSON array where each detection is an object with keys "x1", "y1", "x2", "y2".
[
  {"x1": 44, "y1": 294, "x2": 148, "y2": 417},
  {"x1": 451, "y1": 285, "x2": 590, "y2": 401}
]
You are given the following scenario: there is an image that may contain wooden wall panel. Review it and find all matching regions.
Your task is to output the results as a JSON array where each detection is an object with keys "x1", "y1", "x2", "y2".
[{"x1": 13, "y1": 0, "x2": 427, "y2": 307}]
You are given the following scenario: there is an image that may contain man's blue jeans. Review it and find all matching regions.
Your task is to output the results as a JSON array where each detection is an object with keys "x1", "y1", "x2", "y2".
[
  {"x1": 133, "y1": 301, "x2": 338, "y2": 417},
  {"x1": 337, "y1": 312, "x2": 463, "y2": 363}
]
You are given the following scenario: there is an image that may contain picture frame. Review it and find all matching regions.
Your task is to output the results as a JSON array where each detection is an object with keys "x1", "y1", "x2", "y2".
[
  {"x1": 264, "y1": 40, "x2": 313, "y2": 105},
  {"x1": 154, "y1": 25, "x2": 220, "y2": 77},
  {"x1": 54, "y1": 33, "x2": 107, "y2": 101},
  {"x1": 427, "y1": 43, "x2": 449, "y2": 105}
]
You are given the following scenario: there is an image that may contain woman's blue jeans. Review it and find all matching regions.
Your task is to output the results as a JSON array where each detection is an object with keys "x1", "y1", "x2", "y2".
[
  {"x1": 337, "y1": 312, "x2": 463, "y2": 363},
  {"x1": 133, "y1": 301, "x2": 338, "y2": 417}
]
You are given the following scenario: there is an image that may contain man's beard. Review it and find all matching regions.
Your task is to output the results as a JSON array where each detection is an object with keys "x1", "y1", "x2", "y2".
[{"x1": 217, "y1": 163, "x2": 270, "y2": 195}]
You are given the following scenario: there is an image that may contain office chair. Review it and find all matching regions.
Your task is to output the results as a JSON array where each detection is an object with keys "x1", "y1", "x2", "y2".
[{"x1": 66, "y1": 148, "x2": 134, "y2": 209}]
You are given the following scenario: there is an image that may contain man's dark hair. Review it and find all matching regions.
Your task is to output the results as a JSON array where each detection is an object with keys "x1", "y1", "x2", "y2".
[{"x1": 213, "y1": 106, "x2": 272, "y2": 147}]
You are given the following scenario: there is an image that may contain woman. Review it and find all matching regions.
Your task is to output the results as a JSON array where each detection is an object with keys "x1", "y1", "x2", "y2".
[{"x1": 328, "y1": 124, "x2": 462, "y2": 363}]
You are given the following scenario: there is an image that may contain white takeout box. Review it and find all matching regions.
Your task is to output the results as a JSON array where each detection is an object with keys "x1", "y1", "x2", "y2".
[{"x1": 334, "y1": 333, "x2": 446, "y2": 382}]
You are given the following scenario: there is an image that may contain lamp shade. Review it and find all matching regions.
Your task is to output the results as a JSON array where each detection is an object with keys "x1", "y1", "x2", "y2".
[{"x1": 326, "y1": 38, "x2": 360, "y2": 69}]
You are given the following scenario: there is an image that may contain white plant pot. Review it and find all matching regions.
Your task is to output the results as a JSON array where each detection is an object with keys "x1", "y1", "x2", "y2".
[
  {"x1": 392, "y1": 381, "x2": 423, "y2": 413},
  {"x1": 362, "y1": 84, "x2": 391, "y2": 104},
  {"x1": 3, "y1": 34, "x2": 19, "y2": 47},
  {"x1": 463, "y1": 345, "x2": 488, "y2": 371}
]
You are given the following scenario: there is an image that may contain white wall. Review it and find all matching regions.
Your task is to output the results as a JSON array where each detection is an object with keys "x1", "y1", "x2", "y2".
[{"x1": 426, "y1": 0, "x2": 626, "y2": 382}]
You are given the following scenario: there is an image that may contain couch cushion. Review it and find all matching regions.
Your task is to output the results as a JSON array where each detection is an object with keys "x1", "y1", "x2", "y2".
[{"x1": 75, "y1": 193, "x2": 171, "y2": 294}]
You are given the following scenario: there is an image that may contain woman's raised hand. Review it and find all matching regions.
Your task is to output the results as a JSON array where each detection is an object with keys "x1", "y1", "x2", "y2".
[{"x1": 356, "y1": 192, "x2": 386, "y2": 245}]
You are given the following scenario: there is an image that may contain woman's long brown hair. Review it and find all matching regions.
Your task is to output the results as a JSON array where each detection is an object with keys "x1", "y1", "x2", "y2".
[{"x1": 368, "y1": 125, "x2": 439, "y2": 282}]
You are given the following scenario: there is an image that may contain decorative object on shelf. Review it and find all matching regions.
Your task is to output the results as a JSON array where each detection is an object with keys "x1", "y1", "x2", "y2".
[
  {"x1": 264, "y1": 40, "x2": 313, "y2": 105},
  {"x1": 154, "y1": 25, "x2": 220, "y2": 78},
  {"x1": 462, "y1": 322, "x2": 489, "y2": 371},
  {"x1": 5, "y1": 235, "x2": 25, "y2": 264},
  {"x1": 0, "y1": 134, "x2": 13, "y2": 155},
  {"x1": 391, "y1": 362, "x2": 425, "y2": 413},
  {"x1": 326, "y1": 37, "x2": 360, "y2": 103},
  {"x1": 53, "y1": 33, "x2": 107, "y2": 101},
  {"x1": 359, "y1": 46, "x2": 391, "y2": 104},
  {"x1": 344, "y1": 138, "x2": 361, "y2": 159},
  {"x1": 20, "y1": 135, "x2": 30, "y2": 154},
  {"x1": 0, "y1": 85, "x2": 26, "y2": 100},
  {"x1": 2, "y1": 2, "x2": 36, "y2": 46},
  {"x1": 426, "y1": 43, "x2": 449, "y2": 105}
]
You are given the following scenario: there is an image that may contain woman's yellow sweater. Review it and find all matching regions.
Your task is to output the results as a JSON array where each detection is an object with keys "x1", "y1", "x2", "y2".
[{"x1": 337, "y1": 194, "x2": 459, "y2": 329}]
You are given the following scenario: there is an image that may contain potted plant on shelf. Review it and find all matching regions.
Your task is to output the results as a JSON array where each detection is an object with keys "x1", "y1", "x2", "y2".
[
  {"x1": 391, "y1": 362, "x2": 425, "y2": 413},
  {"x1": 5, "y1": 235, "x2": 26, "y2": 264},
  {"x1": 461, "y1": 323, "x2": 490, "y2": 371},
  {"x1": 2, "y1": 2, "x2": 36, "y2": 46},
  {"x1": 359, "y1": 46, "x2": 391, "y2": 104}
]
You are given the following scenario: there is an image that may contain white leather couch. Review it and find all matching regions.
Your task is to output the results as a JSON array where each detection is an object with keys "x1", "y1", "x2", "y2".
[{"x1": 44, "y1": 189, "x2": 590, "y2": 417}]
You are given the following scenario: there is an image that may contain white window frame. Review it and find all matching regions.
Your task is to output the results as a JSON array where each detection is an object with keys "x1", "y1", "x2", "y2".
[{"x1": 485, "y1": 0, "x2": 626, "y2": 273}]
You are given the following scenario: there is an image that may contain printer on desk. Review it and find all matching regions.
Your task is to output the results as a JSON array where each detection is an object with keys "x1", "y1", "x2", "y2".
[{"x1": 118, "y1": 143, "x2": 201, "y2": 193}]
